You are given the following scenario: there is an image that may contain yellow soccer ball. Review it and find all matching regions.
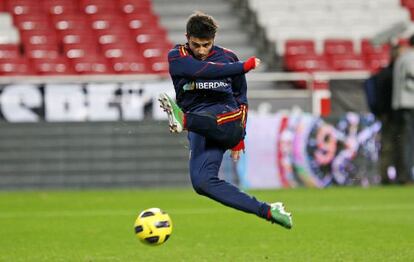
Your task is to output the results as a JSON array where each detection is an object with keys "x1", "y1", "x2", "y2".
[{"x1": 134, "y1": 208, "x2": 173, "y2": 245}]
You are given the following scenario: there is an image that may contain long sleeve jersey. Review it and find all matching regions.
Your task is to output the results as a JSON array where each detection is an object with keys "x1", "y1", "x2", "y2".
[{"x1": 168, "y1": 44, "x2": 248, "y2": 113}]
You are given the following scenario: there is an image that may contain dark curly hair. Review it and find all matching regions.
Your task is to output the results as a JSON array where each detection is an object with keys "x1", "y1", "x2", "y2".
[{"x1": 186, "y1": 11, "x2": 218, "y2": 39}]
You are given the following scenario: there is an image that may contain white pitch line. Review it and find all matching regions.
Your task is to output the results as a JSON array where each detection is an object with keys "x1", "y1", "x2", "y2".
[{"x1": 0, "y1": 204, "x2": 413, "y2": 219}]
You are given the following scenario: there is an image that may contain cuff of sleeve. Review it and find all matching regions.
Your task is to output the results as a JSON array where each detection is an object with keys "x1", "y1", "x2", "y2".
[{"x1": 232, "y1": 140, "x2": 245, "y2": 151}]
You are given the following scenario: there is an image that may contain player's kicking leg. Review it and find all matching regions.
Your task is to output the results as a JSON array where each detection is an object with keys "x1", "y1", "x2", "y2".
[
  {"x1": 267, "y1": 202, "x2": 293, "y2": 229},
  {"x1": 158, "y1": 93, "x2": 184, "y2": 133}
]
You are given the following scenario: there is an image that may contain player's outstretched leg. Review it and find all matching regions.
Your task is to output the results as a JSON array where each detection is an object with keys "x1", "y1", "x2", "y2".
[
  {"x1": 158, "y1": 93, "x2": 184, "y2": 133},
  {"x1": 268, "y1": 202, "x2": 293, "y2": 229}
]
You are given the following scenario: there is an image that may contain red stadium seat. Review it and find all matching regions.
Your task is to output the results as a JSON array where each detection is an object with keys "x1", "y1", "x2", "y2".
[
  {"x1": 329, "y1": 54, "x2": 368, "y2": 71},
  {"x1": 0, "y1": 44, "x2": 20, "y2": 59},
  {"x1": 98, "y1": 34, "x2": 134, "y2": 46},
  {"x1": 409, "y1": 8, "x2": 414, "y2": 20},
  {"x1": 63, "y1": 43, "x2": 99, "y2": 59},
  {"x1": 13, "y1": 14, "x2": 51, "y2": 31},
  {"x1": 58, "y1": 29, "x2": 96, "y2": 44},
  {"x1": 52, "y1": 15, "x2": 89, "y2": 31},
  {"x1": 285, "y1": 39, "x2": 316, "y2": 57},
  {"x1": 138, "y1": 42, "x2": 171, "y2": 59},
  {"x1": 43, "y1": 0, "x2": 78, "y2": 15},
  {"x1": 360, "y1": 39, "x2": 390, "y2": 56},
  {"x1": 119, "y1": 0, "x2": 152, "y2": 14},
  {"x1": 79, "y1": 0, "x2": 118, "y2": 15},
  {"x1": 365, "y1": 52, "x2": 390, "y2": 73},
  {"x1": 324, "y1": 39, "x2": 354, "y2": 56},
  {"x1": 101, "y1": 43, "x2": 138, "y2": 58},
  {"x1": 89, "y1": 14, "x2": 126, "y2": 30},
  {"x1": 132, "y1": 30, "x2": 168, "y2": 45},
  {"x1": 21, "y1": 30, "x2": 58, "y2": 46},
  {"x1": 124, "y1": 13, "x2": 159, "y2": 30},
  {"x1": 70, "y1": 56, "x2": 113, "y2": 74},
  {"x1": 31, "y1": 57, "x2": 74, "y2": 75},
  {"x1": 398, "y1": 38, "x2": 410, "y2": 47},
  {"x1": 285, "y1": 54, "x2": 331, "y2": 72},
  {"x1": 401, "y1": 0, "x2": 414, "y2": 8},
  {"x1": 110, "y1": 56, "x2": 151, "y2": 74},
  {"x1": 23, "y1": 43, "x2": 60, "y2": 59},
  {"x1": 0, "y1": 57, "x2": 34, "y2": 75},
  {"x1": 6, "y1": 0, "x2": 42, "y2": 16},
  {"x1": 147, "y1": 56, "x2": 168, "y2": 74}
]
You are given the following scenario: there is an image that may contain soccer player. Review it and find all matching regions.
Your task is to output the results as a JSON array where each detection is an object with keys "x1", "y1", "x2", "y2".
[{"x1": 159, "y1": 11, "x2": 292, "y2": 229}]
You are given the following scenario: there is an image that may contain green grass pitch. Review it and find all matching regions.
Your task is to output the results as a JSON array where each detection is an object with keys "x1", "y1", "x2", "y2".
[{"x1": 1, "y1": 186, "x2": 413, "y2": 261}]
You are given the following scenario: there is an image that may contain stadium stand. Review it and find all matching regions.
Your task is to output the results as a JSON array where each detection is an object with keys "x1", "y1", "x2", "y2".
[
  {"x1": 248, "y1": 0, "x2": 414, "y2": 73},
  {"x1": 0, "y1": 0, "x2": 171, "y2": 75}
]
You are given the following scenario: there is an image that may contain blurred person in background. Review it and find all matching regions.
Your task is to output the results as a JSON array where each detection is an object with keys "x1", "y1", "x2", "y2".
[
  {"x1": 392, "y1": 34, "x2": 414, "y2": 184},
  {"x1": 372, "y1": 44, "x2": 405, "y2": 184},
  {"x1": 159, "y1": 12, "x2": 292, "y2": 229}
]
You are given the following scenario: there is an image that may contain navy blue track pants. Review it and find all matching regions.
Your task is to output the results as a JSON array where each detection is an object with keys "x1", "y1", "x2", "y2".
[{"x1": 185, "y1": 109, "x2": 269, "y2": 219}]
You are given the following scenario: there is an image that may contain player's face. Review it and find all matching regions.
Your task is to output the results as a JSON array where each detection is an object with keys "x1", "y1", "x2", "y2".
[{"x1": 187, "y1": 36, "x2": 214, "y2": 60}]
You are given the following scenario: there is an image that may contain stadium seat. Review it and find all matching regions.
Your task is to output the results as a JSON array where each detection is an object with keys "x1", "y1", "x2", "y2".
[
  {"x1": 365, "y1": 52, "x2": 390, "y2": 73},
  {"x1": 0, "y1": 57, "x2": 34, "y2": 75},
  {"x1": 138, "y1": 42, "x2": 171, "y2": 59},
  {"x1": 131, "y1": 28, "x2": 168, "y2": 45},
  {"x1": 70, "y1": 56, "x2": 113, "y2": 74},
  {"x1": 63, "y1": 42, "x2": 99, "y2": 59},
  {"x1": 96, "y1": 27, "x2": 131, "y2": 45},
  {"x1": 23, "y1": 43, "x2": 59, "y2": 59},
  {"x1": 147, "y1": 56, "x2": 168, "y2": 74},
  {"x1": 323, "y1": 39, "x2": 355, "y2": 56},
  {"x1": 98, "y1": 34, "x2": 134, "y2": 48},
  {"x1": 79, "y1": 0, "x2": 118, "y2": 15},
  {"x1": 21, "y1": 30, "x2": 58, "y2": 46},
  {"x1": 119, "y1": 0, "x2": 152, "y2": 14},
  {"x1": 329, "y1": 54, "x2": 368, "y2": 71},
  {"x1": 124, "y1": 13, "x2": 159, "y2": 30},
  {"x1": 58, "y1": 29, "x2": 95, "y2": 44},
  {"x1": 31, "y1": 56, "x2": 74, "y2": 75},
  {"x1": 101, "y1": 43, "x2": 139, "y2": 59},
  {"x1": 0, "y1": 44, "x2": 20, "y2": 59},
  {"x1": 285, "y1": 54, "x2": 331, "y2": 72},
  {"x1": 285, "y1": 40, "x2": 316, "y2": 57},
  {"x1": 401, "y1": 0, "x2": 414, "y2": 6},
  {"x1": 13, "y1": 14, "x2": 51, "y2": 31},
  {"x1": 89, "y1": 13, "x2": 125, "y2": 30},
  {"x1": 360, "y1": 39, "x2": 390, "y2": 55},
  {"x1": 43, "y1": 0, "x2": 78, "y2": 15},
  {"x1": 6, "y1": 0, "x2": 42, "y2": 16},
  {"x1": 110, "y1": 56, "x2": 151, "y2": 74},
  {"x1": 52, "y1": 15, "x2": 89, "y2": 31},
  {"x1": 398, "y1": 38, "x2": 410, "y2": 47}
]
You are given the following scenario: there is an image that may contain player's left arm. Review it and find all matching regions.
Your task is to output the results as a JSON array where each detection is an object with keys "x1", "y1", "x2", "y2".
[
  {"x1": 227, "y1": 51, "x2": 249, "y2": 161},
  {"x1": 230, "y1": 73, "x2": 248, "y2": 161}
]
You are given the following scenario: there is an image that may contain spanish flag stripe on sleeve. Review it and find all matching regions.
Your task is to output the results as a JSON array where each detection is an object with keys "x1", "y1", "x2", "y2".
[{"x1": 179, "y1": 46, "x2": 188, "y2": 57}]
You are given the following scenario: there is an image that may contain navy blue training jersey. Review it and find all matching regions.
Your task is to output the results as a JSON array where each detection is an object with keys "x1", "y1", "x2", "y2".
[{"x1": 168, "y1": 44, "x2": 248, "y2": 112}]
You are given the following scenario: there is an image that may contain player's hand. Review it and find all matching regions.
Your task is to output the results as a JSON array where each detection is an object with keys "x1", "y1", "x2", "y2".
[
  {"x1": 243, "y1": 56, "x2": 261, "y2": 72},
  {"x1": 231, "y1": 149, "x2": 242, "y2": 162}
]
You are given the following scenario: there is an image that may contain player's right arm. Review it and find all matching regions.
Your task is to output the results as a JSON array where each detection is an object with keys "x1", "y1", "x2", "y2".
[{"x1": 168, "y1": 46, "x2": 258, "y2": 79}]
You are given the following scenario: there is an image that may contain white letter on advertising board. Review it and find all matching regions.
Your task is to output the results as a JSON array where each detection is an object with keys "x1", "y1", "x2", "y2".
[
  {"x1": 1, "y1": 85, "x2": 41, "y2": 122},
  {"x1": 87, "y1": 83, "x2": 119, "y2": 121},
  {"x1": 45, "y1": 84, "x2": 86, "y2": 121}
]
